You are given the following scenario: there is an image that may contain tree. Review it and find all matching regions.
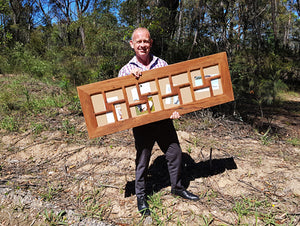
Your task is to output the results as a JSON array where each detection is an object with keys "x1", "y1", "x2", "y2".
[
  {"x1": 0, "y1": 0, "x2": 11, "y2": 46},
  {"x1": 9, "y1": 0, "x2": 35, "y2": 43},
  {"x1": 49, "y1": 0, "x2": 74, "y2": 45},
  {"x1": 271, "y1": 0, "x2": 279, "y2": 50},
  {"x1": 0, "y1": 0, "x2": 298, "y2": 105},
  {"x1": 34, "y1": 0, "x2": 52, "y2": 26}
]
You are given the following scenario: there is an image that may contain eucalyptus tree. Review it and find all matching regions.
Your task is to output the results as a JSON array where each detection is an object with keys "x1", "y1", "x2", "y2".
[
  {"x1": 0, "y1": 0, "x2": 11, "y2": 47},
  {"x1": 119, "y1": 0, "x2": 148, "y2": 26},
  {"x1": 48, "y1": 0, "x2": 74, "y2": 45},
  {"x1": 34, "y1": 0, "x2": 52, "y2": 26},
  {"x1": 8, "y1": 0, "x2": 35, "y2": 43},
  {"x1": 118, "y1": 0, "x2": 181, "y2": 62},
  {"x1": 296, "y1": 0, "x2": 300, "y2": 14},
  {"x1": 75, "y1": 0, "x2": 92, "y2": 49}
]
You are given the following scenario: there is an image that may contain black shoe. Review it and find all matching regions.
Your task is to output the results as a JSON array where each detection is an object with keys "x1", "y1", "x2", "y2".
[
  {"x1": 137, "y1": 196, "x2": 150, "y2": 216},
  {"x1": 171, "y1": 189, "x2": 200, "y2": 201}
]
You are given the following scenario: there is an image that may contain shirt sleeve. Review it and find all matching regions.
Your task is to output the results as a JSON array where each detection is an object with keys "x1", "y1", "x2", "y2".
[
  {"x1": 118, "y1": 65, "x2": 130, "y2": 77},
  {"x1": 118, "y1": 63, "x2": 140, "y2": 77}
]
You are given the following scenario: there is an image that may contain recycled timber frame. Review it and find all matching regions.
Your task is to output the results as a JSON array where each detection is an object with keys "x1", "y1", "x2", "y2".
[{"x1": 77, "y1": 52, "x2": 234, "y2": 138}]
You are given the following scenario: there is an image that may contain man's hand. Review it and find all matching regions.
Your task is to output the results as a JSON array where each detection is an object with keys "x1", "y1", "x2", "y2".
[
  {"x1": 131, "y1": 68, "x2": 142, "y2": 79},
  {"x1": 170, "y1": 111, "x2": 181, "y2": 119}
]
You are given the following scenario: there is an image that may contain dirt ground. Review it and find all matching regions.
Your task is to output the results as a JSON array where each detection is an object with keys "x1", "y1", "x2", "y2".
[{"x1": 0, "y1": 94, "x2": 299, "y2": 225}]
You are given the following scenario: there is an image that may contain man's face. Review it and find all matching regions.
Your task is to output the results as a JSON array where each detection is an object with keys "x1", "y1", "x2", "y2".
[{"x1": 130, "y1": 30, "x2": 152, "y2": 59}]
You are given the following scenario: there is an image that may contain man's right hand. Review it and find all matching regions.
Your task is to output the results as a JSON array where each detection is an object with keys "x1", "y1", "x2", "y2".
[
  {"x1": 131, "y1": 68, "x2": 142, "y2": 79},
  {"x1": 170, "y1": 111, "x2": 181, "y2": 119}
]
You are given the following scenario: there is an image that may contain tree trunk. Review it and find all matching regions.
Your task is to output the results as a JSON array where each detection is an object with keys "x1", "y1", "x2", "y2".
[
  {"x1": 188, "y1": 30, "x2": 198, "y2": 60},
  {"x1": 79, "y1": 25, "x2": 86, "y2": 49},
  {"x1": 176, "y1": 0, "x2": 183, "y2": 45},
  {"x1": 137, "y1": 0, "x2": 141, "y2": 25},
  {"x1": 75, "y1": 0, "x2": 91, "y2": 49},
  {"x1": 271, "y1": 0, "x2": 278, "y2": 50}
]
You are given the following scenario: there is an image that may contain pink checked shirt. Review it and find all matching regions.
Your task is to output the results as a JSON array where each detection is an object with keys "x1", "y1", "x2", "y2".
[{"x1": 118, "y1": 54, "x2": 168, "y2": 77}]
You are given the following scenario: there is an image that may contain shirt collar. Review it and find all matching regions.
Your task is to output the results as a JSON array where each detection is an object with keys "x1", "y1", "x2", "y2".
[{"x1": 129, "y1": 54, "x2": 158, "y2": 70}]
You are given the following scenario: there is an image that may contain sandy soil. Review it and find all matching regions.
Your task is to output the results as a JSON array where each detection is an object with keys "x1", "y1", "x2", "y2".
[{"x1": 0, "y1": 96, "x2": 299, "y2": 225}]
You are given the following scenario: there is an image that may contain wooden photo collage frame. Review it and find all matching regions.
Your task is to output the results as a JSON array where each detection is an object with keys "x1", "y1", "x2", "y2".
[{"x1": 77, "y1": 52, "x2": 234, "y2": 138}]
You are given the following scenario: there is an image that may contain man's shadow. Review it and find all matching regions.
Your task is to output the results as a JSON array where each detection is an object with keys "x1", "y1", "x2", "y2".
[{"x1": 125, "y1": 153, "x2": 237, "y2": 197}]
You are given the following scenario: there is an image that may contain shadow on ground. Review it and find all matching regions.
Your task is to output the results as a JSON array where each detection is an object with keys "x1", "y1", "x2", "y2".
[
  {"x1": 125, "y1": 153, "x2": 237, "y2": 197},
  {"x1": 238, "y1": 99, "x2": 300, "y2": 137}
]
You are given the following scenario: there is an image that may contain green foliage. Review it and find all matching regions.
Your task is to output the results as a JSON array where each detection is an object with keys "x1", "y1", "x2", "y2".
[
  {"x1": 0, "y1": 0, "x2": 12, "y2": 47},
  {"x1": 230, "y1": 50, "x2": 290, "y2": 116},
  {"x1": 26, "y1": 27, "x2": 48, "y2": 56},
  {"x1": 0, "y1": 54, "x2": 10, "y2": 74},
  {"x1": 0, "y1": 0, "x2": 9, "y2": 13},
  {"x1": 3, "y1": 42, "x2": 52, "y2": 77},
  {"x1": 0, "y1": 0, "x2": 298, "y2": 121},
  {"x1": 0, "y1": 74, "x2": 77, "y2": 133},
  {"x1": 64, "y1": 55, "x2": 91, "y2": 85}
]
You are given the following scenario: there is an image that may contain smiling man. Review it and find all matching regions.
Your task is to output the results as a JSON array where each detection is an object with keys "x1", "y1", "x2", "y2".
[
  {"x1": 118, "y1": 27, "x2": 199, "y2": 216},
  {"x1": 119, "y1": 27, "x2": 167, "y2": 78}
]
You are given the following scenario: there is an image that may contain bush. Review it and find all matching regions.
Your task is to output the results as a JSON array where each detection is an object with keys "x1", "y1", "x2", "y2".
[{"x1": 0, "y1": 54, "x2": 10, "y2": 74}]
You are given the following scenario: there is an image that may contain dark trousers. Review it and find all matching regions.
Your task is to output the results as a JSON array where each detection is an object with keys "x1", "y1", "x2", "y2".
[{"x1": 133, "y1": 119, "x2": 184, "y2": 198}]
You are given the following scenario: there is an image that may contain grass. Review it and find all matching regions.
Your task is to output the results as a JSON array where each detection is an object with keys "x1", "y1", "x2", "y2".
[
  {"x1": 231, "y1": 196, "x2": 298, "y2": 225},
  {"x1": 0, "y1": 115, "x2": 19, "y2": 132},
  {"x1": 186, "y1": 145, "x2": 192, "y2": 154},
  {"x1": 82, "y1": 200, "x2": 110, "y2": 220},
  {"x1": 279, "y1": 90, "x2": 300, "y2": 99},
  {"x1": 42, "y1": 209, "x2": 68, "y2": 225},
  {"x1": 40, "y1": 183, "x2": 63, "y2": 202},
  {"x1": 31, "y1": 122, "x2": 48, "y2": 134},
  {"x1": 287, "y1": 137, "x2": 300, "y2": 146},
  {"x1": 79, "y1": 188, "x2": 111, "y2": 221},
  {"x1": 144, "y1": 192, "x2": 294, "y2": 225},
  {"x1": 206, "y1": 189, "x2": 218, "y2": 202},
  {"x1": 279, "y1": 90, "x2": 300, "y2": 115},
  {"x1": 61, "y1": 119, "x2": 76, "y2": 135},
  {"x1": 201, "y1": 214, "x2": 214, "y2": 225},
  {"x1": 0, "y1": 74, "x2": 78, "y2": 133},
  {"x1": 148, "y1": 191, "x2": 172, "y2": 224}
]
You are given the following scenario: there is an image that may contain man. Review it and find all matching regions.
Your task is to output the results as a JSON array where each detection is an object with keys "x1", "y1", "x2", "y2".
[{"x1": 118, "y1": 27, "x2": 199, "y2": 216}]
